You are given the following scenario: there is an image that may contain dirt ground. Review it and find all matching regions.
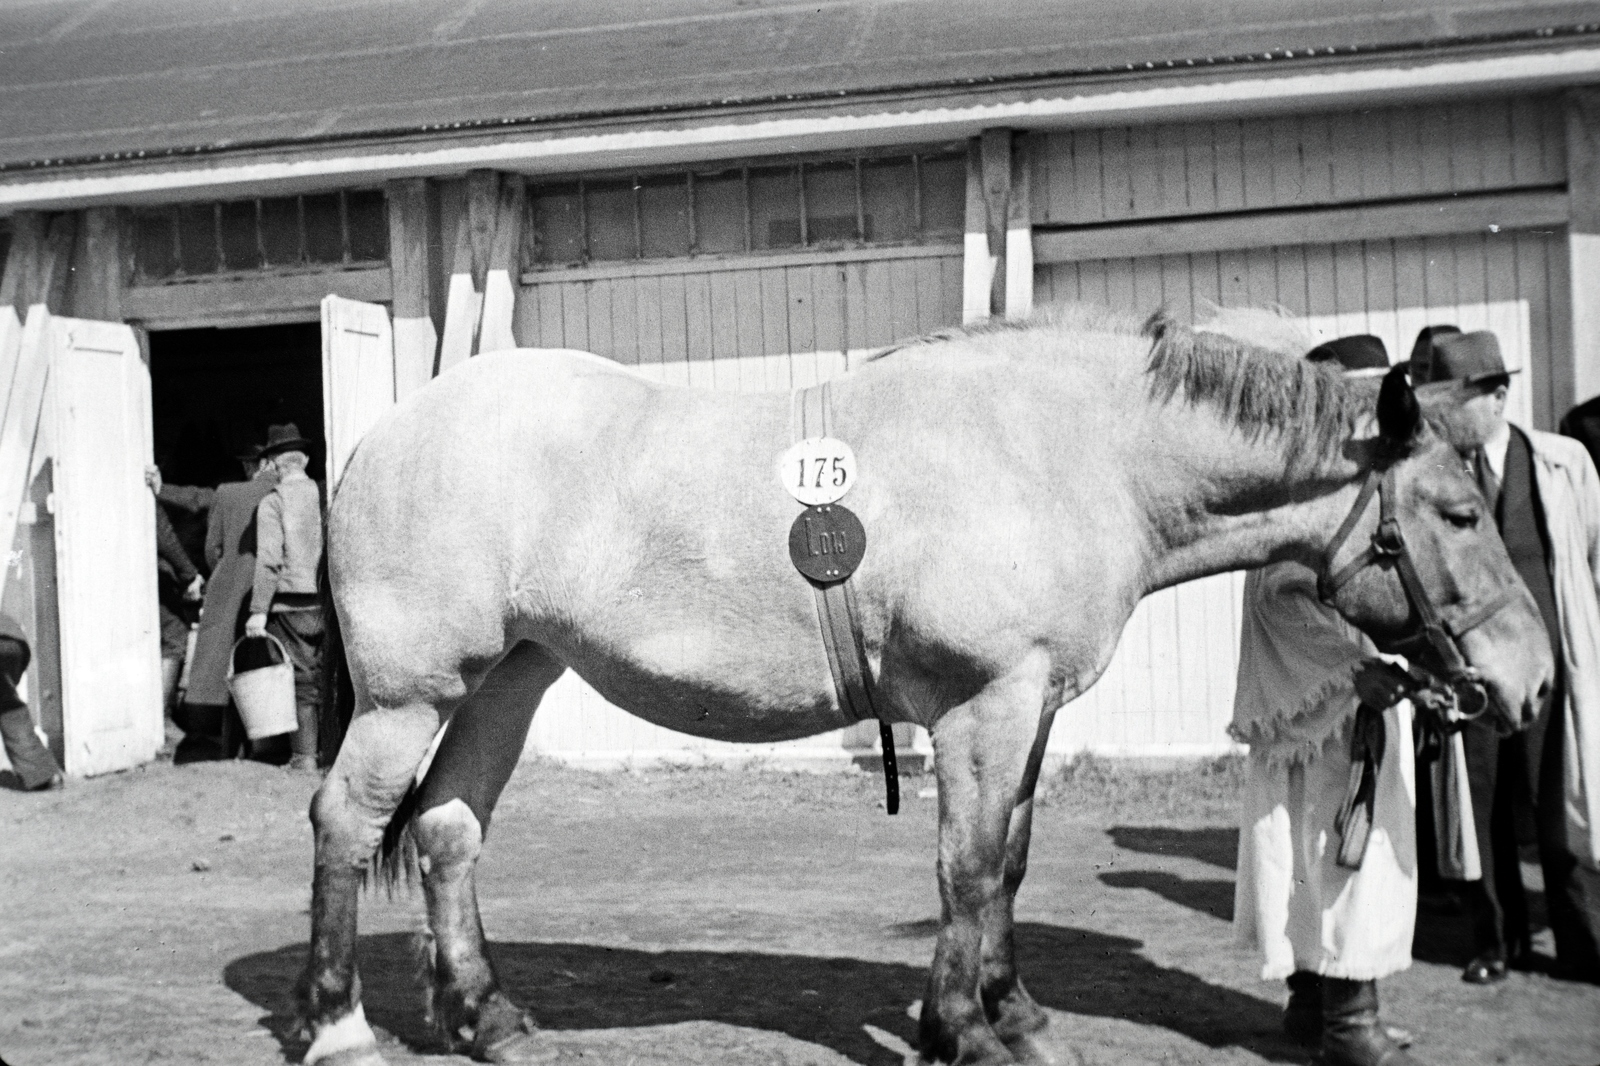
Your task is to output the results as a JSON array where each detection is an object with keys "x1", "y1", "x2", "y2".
[{"x1": 2, "y1": 756, "x2": 1597, "y2": 1066}]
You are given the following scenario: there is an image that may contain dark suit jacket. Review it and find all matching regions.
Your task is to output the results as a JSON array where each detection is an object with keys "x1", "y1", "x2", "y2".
[
  {"x1": 1560, "y1": 394, "x2": 1600, "y2": 479},
  {"x1": 187, "y1": 475, "x2": 278, "y2": 706}
]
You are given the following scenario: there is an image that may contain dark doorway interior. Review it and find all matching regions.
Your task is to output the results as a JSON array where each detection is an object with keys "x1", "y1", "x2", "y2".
[{"x1": 149, "y1": 322, "x2": 325, "y2": 489}]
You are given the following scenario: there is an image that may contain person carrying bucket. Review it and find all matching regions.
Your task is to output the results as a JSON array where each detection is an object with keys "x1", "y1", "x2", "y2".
[{"x1": 244, "y1": 424, "x2": 325, "y2": 771}]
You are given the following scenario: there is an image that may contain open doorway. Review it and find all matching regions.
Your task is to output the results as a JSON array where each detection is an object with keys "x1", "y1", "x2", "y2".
[
  {"x1": 148, "y1": 322, "x2": 324, "y2": 568},
  {"x1": 149, "y1": 322, "x2": 325, "y2": 488}
]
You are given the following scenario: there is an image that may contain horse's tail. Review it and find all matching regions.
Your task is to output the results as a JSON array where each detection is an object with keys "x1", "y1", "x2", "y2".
[
  {"x1": 373, "y1": 779, "x2": 422, "y2": 897},
  {"x1": 316, "y1": 554, "x2": 355, "y2": 769}
]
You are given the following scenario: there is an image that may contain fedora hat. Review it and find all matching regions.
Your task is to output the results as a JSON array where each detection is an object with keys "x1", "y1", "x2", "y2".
[
  {"x1": 259, "y1": 422, "x2": 313, "y2": 457},
  {"x1": 1305, "y1": 334, "x2": 1390, "y2": 377},
  {"x1": 1414, "y1": 330, "x2": 1519, "y2": 387}
]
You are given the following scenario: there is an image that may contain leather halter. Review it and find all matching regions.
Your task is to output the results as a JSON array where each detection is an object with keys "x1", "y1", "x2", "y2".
[{"x1": 1317, "y1": 465, "x2": 1508, "y2": 715}]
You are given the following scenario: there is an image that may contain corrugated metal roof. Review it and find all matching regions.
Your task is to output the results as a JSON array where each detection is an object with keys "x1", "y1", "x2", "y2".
[{"x1": 1, "y1": 0, "x2": 1598, "y2": 171}]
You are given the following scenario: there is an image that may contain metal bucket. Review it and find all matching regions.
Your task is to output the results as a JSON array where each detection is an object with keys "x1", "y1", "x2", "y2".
[{"x1": 227, "y1": 633, "x2": 297, "y2": 741}]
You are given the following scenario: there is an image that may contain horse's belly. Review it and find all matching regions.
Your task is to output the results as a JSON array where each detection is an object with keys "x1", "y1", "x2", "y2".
[{"x1": 555, "y1": 628, "x2": 853, "y2": 744}]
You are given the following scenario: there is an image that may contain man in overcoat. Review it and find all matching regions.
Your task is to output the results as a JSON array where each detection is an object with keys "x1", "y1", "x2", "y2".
[
  {"x1": 174, "y1": 443, "x2": 279, "y2": 761},
  {"x1": 1414, "y1": 330, "x2": 1600, "y2": 985},
  {"x1": 1232, "y1": 335, "x2": 1421, "y2": 1066},
  {"x1": 246, "y1": 424, "x2": 324, "y2": 770}
]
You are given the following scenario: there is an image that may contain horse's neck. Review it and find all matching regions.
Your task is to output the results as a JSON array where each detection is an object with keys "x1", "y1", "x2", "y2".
[{"x1": 1135, "y1": 410, "x2": 1366, "y2": 592}]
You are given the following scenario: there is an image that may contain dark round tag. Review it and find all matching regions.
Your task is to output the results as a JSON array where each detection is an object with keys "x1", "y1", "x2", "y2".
[{"x1": 788, "y1": 504, "x2": 866, "y2": 583}]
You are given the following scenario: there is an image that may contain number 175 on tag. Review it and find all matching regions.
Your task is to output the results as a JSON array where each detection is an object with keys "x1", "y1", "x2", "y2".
[{"x1": 777, "y1": 437, "x2": 857, "y2": 505}]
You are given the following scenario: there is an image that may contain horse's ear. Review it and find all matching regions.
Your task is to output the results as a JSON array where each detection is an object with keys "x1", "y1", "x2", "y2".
[{"x1": 1377, "y1": 364, "x2": 1421, "y2": 446}]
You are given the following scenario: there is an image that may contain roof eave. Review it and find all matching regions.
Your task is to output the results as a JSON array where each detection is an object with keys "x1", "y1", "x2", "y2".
[{"x1": 3, "y1": 35, "x2": 1598, "y2": 213}]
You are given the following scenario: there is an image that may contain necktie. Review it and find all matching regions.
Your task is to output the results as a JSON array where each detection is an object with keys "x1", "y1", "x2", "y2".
[{"x1": 1475, "y1": 449, "x2": 1501, "y2": 519}]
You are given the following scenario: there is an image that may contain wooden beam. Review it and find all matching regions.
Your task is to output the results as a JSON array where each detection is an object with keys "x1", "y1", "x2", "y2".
[
  {"x1": 120, "y1": 267, "x2": 391, "y2": 330},
  {"x1": 386, "y1": 178, "x2": 438, "y2": 398},
  {"x1": 36, "y1": 214, "x2": 77, "y2": 313},
  {"x1": 465, "y1": 169, "x2": 498, "y2": 287},
  {"x1": 1005, "y1": 134, "x2": 1033, "y2": 319},
  {"x1": 1032, "y1": 189, "x2": 1570, "y2": 265},
  {"x1": 1568, "y1": 88, "x2": 1600, "y2": 408},
  {"x1": 477, "y1": 174, "x2": 524, "y2": 353},
  {"x1": 0, "y1": 307, "x2": 51, "y2": 621},
  {"x1": 980, "y1": 129, "x2": 1011, "y2": 318},
  {"x1": 67, "y1": 208, "x2": 123, "y2": 320}
]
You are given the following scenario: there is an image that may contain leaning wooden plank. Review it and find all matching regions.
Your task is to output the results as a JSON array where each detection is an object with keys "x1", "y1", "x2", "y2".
[
  {"x1": 0, "y1": 307, "x2": 22, "y2": 435},
  {"x1": 436, "y1": 208, "x2": 483, "y2": 375},
  {"x1": 0, "y1": 307, "x2": 49, "y2": 619},
  {"x1": 477, "y1": 176, "x2": 524, "y2": 354}
]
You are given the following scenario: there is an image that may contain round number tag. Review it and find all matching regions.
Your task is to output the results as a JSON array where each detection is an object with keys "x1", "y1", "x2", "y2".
[
  {"x1": 788, "y1": 504, "x2": 866, "y2": 583},
  {"x1": 778, "y1": 437, "x2": 857, "y2": 505}
]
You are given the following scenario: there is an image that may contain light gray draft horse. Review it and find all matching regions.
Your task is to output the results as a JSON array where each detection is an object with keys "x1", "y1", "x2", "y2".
[{"x1": 299, "y1": 306, "x2": 1553, "y2": 1066}]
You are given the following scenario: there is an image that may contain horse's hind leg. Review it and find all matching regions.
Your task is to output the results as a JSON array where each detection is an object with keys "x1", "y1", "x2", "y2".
[
  {"x1": 302, "y1": 703, "x2": 444, "y2": 1066},
  {"x1": 411, "y1": 642, "x2": 565, "y2": 1063},
  {"x1": 920, "y1": 653, "x2": 1054, "y2": 1066},
  {"x1": 980, "y1": 707, "x2": 1059, "y2": 1062}
]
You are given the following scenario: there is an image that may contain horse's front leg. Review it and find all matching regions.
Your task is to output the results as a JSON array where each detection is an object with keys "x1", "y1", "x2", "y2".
[
  {"x1": 301, "y1": 706, "x2": 442, "y2": 1066},
  {"x1": 920, "y1": 653, "x2": 1054, "y2": 1066},
  {"x1": 413, "y1": 643, "x2": 564, "y2": 1063},
  {"x1": 979, "y1": 706, "x2": 1059, "y2": 1063}
]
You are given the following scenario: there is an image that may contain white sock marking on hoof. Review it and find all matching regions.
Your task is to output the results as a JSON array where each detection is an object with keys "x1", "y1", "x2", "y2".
[{"x1": 305, "y1": 1003, "x2": 381, "y2": 1065}]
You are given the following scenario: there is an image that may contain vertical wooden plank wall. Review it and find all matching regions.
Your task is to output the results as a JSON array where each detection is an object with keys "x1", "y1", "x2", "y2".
[
  {"x1": 1566, "y1": 89, "x2": 1600, "y2": 408},
  {"x1": 1031, "y1": 97, "x2": 1567, "y2": 226}
]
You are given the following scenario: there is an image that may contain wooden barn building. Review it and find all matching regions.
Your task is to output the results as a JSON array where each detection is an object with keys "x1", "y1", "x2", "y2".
[{"x1": 3, "y1": 0, "x2": 1599, "y2": 775}]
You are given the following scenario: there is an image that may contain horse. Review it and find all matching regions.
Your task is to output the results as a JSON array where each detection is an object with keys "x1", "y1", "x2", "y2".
[{"x1": 297, "y1": 305, "x2": 1553, "y2": 1066}]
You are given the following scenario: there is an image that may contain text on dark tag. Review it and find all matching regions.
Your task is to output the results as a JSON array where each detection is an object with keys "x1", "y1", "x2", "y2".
[{"x1": 788, "y1": 504, "x2": 866, "y2": 583}]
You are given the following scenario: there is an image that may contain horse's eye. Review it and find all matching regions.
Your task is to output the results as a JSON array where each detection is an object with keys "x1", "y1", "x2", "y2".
[{"x1": 1443, "y1": 508, "x2": 1479, "y2": 530}]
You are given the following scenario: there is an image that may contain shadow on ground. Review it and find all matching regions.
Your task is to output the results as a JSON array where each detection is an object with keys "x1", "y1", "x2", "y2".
[
  {"x1": 1108, "y1": 826, "x2": 1239, "y2": 869},
  {"x1": 226, "y1": 922, "x2": 1296, "y2": 1064}
]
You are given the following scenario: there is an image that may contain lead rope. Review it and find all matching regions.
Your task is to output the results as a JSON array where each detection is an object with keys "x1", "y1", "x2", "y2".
[{"x1": 794, "y1": 384, "x2": 899, "y2": 814}]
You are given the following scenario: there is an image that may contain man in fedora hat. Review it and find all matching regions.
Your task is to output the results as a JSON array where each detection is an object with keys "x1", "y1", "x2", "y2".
[
  {"x1": 1233, "y1": 335, "x2": 1425, "y2": 1065},
  {"x1": 1413, "y1": 327, "x2": 1600, "y2": 986},
  {"x1": 246, "y1": 423, "x2": 324, "y2": 770}
]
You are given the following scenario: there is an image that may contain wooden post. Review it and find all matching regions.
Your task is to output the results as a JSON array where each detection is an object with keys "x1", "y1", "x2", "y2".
[
  {"x1": 962, "y1": 140, "x2": 991, "y2": 324},
  {"x1": 1005, "y1": 134, "x2": 1034, "y2": 319},
  {"x1": 1567, "y1": 89, "x2": 1600, "y2": 409},
  {"x1": 0, "y1": 212, "x2": 45, "y2": 313},
  {"x1": 68, "y1": 208, "x2": 123, "y2": 321},
  {"x1": 386, "y1": 178, "x2": 438, "y2": 397},
  {"x1": 963, "y1": 131, "x2": 1018, "y2": 323},
  {"x1": 477, "y1": 174, "x2": 524, "y2": 354}
]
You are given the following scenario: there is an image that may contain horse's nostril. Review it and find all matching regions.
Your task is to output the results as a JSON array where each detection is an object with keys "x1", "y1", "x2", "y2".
[{"x1": 1537, "y1": 679, "x2": 1552, "y2": 704}]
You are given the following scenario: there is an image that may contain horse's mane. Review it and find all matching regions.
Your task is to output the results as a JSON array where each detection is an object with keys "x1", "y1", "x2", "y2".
[{"x1": 872, "y1": 302, "x2": 1370, "y2": 470}]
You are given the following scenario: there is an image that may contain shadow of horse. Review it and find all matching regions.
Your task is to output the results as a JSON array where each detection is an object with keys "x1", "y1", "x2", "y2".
[{"x1": 225, "y1": 922, "x2": 1300, "y2": 1064}]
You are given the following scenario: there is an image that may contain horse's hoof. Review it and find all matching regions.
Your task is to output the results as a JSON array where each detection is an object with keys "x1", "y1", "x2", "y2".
[{"x1": 479, "y1": 1030, "x2": 559, "y2": 1063}]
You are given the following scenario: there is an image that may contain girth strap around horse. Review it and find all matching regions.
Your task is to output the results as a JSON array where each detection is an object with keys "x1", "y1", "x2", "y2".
[{"x1": 792, "y1": 382, "x2": 900, "y2": 815}]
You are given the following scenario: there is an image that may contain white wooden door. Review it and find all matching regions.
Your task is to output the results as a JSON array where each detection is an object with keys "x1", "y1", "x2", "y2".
[
  {"x1": 49, "y1": 314, "x2": 163, "y2": 776},
  {"x1": 321, "y1": 295, "x2": 396, "y2": 488}
]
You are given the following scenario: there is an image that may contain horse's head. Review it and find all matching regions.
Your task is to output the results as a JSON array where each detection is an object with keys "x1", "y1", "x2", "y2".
[{"x1": 1319, "y1": 366, "x2": 1554, "y2": 734}]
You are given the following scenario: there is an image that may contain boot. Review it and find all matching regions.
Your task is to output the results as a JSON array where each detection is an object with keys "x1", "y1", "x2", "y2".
[
  {"x1": 1283, "y1": 971, "x2": 1321, "y2": 1047},
  {"x1": 1322, "y1": 978, "x2": 1418, "y2": 1066}
]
